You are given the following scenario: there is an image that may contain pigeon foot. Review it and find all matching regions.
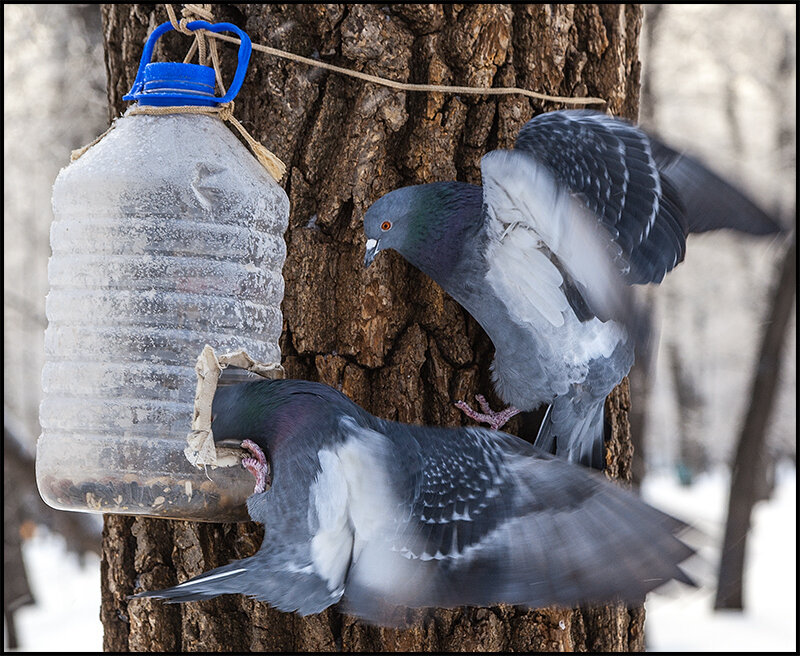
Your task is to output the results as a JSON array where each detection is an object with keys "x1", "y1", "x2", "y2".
[
  {"x1": 241, "y1": 439, "x2": 270, "y2": 494},
  {"x1": 455, "y1": 394, "x2": 520, "y2": 430}
]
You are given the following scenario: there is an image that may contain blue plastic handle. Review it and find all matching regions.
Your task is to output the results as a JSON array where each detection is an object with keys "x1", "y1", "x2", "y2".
[{"x1": 124, "y1": 20, "x2": 252, "y2": 104}]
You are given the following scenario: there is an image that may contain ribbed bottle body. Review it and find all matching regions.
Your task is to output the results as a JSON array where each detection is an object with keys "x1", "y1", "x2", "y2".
[{"x1": 37, "y1": 113, "x2": 288, "y2": 520}]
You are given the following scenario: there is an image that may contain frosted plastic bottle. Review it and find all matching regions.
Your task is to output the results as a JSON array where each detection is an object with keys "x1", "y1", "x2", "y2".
[{"x1": 36, "y1": 21, "x2": 288, "y2": 521}]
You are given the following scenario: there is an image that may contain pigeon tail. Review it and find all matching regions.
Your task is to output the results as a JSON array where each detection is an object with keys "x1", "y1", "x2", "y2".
[
  {"x1": 534, "y1": 396, "x2": 605, "y2": 469},
  {"x1": 132, "y1": 558, "x2": 255, "y2": 603}
]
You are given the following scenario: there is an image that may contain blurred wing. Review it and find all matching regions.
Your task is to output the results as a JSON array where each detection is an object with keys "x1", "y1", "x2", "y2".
[
  {"x1": 515, "y1": 110, "x2": 688, "y2": 284},
  {"x1": 479, "y1": 148, "x2": 630, "y2": 331},
  {"x1": 134, "y1": 451, "x2": 351, "y2": 615},
  {"x1": 648, "y1": 137, "x2": 785, "y2": 235},
  {"x1": 339, "y1": 421, "x2": 694, "y2": 625}
]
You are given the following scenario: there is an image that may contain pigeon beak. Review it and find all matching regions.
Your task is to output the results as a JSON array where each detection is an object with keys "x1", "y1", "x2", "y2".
[
  {"x1": 215, "y1": 438, "x2": 245, "y2": 448},
  {"x1": 364, "y1": 238, "x2": 380, "y2": 268}
]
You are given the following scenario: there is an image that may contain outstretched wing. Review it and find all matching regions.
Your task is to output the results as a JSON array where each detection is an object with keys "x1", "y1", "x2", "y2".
[
  {"x1": 515, "y1": 110, "x2": 688, "y2": 284},
  {"x1": 479, "y1": 147, "x2": 633, "y2": 344},
  {"x1": 135, "y1": 412, "x2": 694, "y2": 624},
  {"x1": 515, "y1": 110, "x2": 783, "y2": 283},
  {"x1": 647, "y1": 136, "x2": 784, "y2": 235},
  {"x1": 340, "y1": 419, "x2": 694, "y2": 625}
]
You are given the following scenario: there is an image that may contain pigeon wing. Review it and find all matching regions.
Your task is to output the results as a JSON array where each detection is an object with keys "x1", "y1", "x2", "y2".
[
  {"x1": 135, "y1": 389, "x2": 359, "y2": 615},
  {"x1": 648, "y1": 136, "x2": 784, "y2": 236},
  {"x1": 479, "y1": 148, "x2": 631, "y2": 330},
  {"x1": 339, "y1": 420, "x2": 694, "y2": 625},
  {"x1": 515, "y1": 110, "x2": 688, "y2": 284}
]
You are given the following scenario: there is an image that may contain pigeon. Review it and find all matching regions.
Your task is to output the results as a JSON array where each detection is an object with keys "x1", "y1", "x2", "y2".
[
  {"x1": 134, "y1": 378, "x2": 695, "y2": 626},
  {"x1": 362, "y1": 109, "x2": 783, "y2": 469}
]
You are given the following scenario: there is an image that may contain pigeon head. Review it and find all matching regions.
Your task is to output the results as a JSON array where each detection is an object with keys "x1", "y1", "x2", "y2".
[
  {"x1": 363, "y1": 182, "x2": 483, "y2": 282},
  {"x1": 211, "y1": 378, "x2": 373, "y2": 455},
  {"x1": 211, "y1": 379, "x2": 284, "y2": 449}
]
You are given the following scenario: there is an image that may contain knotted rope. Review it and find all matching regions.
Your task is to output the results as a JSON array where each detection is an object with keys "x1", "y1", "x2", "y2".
[{"x1": 71, "y1": 3, "x2": 286, "y2": 182}]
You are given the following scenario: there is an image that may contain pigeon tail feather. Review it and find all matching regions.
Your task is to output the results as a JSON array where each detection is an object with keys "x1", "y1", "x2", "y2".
[
  {"x1": 534, "y1": 396, "x2": 606, "y2": 469},
  {"x1": 132, "y1": 558, "x2": 254, "y2": 603}
]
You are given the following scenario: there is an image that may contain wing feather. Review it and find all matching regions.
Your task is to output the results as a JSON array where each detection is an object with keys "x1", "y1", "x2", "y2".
[
  {"x1": 515, "y1": 110, "x2": 688, "y2": 284},
  {"x1": 142, "y1": 413, "x2": 695, "y2": 624},
  {"x1": 480, "y1": 148, "x2": 629, "y2": 330},
  {"x1": 338, "y1": 421, "x2": 695, "y2": 624}
]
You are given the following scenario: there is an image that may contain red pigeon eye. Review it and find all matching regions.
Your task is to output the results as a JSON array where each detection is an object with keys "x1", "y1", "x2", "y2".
[{"x1": 381, "y1": 221, "x2": 392, "y2": 231}]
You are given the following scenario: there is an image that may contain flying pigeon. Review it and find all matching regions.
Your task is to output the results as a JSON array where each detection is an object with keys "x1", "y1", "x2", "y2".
[
  {"x1": 135, "y1": 378, "x2": 694, "y2": 626},
  {"x1": 362, "y1": 110, "x2": 783, "y2": 469}
]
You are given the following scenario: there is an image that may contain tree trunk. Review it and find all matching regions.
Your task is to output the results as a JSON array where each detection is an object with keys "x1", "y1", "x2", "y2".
[
  {"x1": 626, "y1": 287, "x2": 656, "y2": 489},
  {"x1": 668, "y1": 343, "x2": 709, "y2": 484},
  {"x1": 100, "y1": 4, "x2": 645, "y2": 651},
  {"x1": 715, "y1": 232, "x2": 796, "y2": 610}
]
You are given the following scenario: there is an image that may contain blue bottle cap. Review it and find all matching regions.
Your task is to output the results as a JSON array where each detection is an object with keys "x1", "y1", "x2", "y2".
[
  {"x1": 123, "y1": 21, "x2": 252, "y2": 107},
  {"x1": 134, "y1": 62, "x2": 217, "y2": 107}
]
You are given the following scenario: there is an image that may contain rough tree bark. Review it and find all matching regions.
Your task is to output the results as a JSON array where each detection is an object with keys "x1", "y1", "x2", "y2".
[{"x1": 100, "y1": 4, "x2": 645, "y2": 651}]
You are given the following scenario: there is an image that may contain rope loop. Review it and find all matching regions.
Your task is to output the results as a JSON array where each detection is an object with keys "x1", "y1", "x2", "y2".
[
  {"x1": 164, "y1": 5, "x2": 191, "y2": 35},
  {"x1": 72, "y1": 101, "x2": 286, "y2": 183},
  {"x1": 124, "y1": 102, "x2": 286, "y2": 181}
]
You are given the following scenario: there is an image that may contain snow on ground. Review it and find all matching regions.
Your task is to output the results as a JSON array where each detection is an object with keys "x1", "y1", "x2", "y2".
[
  {"x1": 643, "y1": 464, "x2": 796, "y2": 652},
  {"x1": 4, "y1": 466, "x2": 796, "y2": 652},
  {"x1": 6, "y1": 531, "x2": 103, "y2": 652}
]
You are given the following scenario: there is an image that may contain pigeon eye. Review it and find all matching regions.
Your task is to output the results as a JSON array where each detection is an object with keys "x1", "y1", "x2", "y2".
[{"x1": 381, "y1": 221, "x2": 392, "y2": 231}]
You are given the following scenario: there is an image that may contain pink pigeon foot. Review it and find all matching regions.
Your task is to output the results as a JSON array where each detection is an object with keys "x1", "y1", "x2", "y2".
[
  {"x1": 455, "y1": 394, "x2": 520, "y2": 430},
  {"x1": 241, "y1": 439, "x2": 270, "y2": 494}
]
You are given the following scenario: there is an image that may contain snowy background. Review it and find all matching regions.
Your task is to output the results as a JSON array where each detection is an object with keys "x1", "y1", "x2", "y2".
[{"x1": 4, "y1": 4, "x2": 796, "y2": 652}]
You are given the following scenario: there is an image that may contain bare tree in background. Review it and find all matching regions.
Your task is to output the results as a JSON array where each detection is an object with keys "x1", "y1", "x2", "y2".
[
  {"x1": 715, "y1": 231, "x2": 796, "y2": 610},
  {"x1": 715, "y1": 10, "x2": 797, "y2": 610},
  {"x1": 668, "y1": 342, "x2": 709, "y2": 484},
  {"x1": 99, "y1": 4, "x2": 647, "y2": 651},
  {"x1": 714, "y1": 7, "x2": 796, "y2": 611},
  {"x1": 639, "y1": 4, "x2": 796, "y2": 472}
]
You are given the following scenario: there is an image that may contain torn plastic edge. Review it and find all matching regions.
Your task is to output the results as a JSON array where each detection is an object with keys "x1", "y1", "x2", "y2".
[{"x1": 184, "y1": 344, "x2": 284, "y2": 469}]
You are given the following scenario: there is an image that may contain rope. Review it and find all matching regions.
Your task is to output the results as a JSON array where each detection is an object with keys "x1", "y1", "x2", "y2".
[
  {"x1": 127, "y1": 103, "x2": 286, "y2": 181},
  {"x1": 71, "y1": 102, "x2": 286, "y2": 182},
  {"x1": 166, "y1": 3, "x2": 226, "y2": 91},
  {"x1": 70, "y1": 126, "x2": 117, "y2": 162},
  {"x1": 71, "y1": 5, "x2": 283, "y2": 181},
  {"x1": 171, "y1": 3, "x2": 606, "y2": 106},
  {"x1": 205, "y1": 31, "x2": 607, "y2": 106},
  {"x1": 74, "y1": 4, "x2": 607, "y2": 173}
]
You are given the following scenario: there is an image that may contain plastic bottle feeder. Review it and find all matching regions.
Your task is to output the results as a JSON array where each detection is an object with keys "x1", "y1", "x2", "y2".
[{"x1": 36, "y1": 21, "x2": 288, "y2": 522}]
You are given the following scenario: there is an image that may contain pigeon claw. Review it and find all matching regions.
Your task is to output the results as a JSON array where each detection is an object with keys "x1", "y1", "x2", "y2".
[
  {"x1": 455, "y1": 394, "x2": 520, "y2": 431},
  {"x1": 241, "y1": 439, "x2": 270, "y2": 494}
]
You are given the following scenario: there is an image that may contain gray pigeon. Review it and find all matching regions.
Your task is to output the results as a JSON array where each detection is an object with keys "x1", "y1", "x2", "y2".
[
  {"x1": 135, "y1": 378, "x2": 694, "y2": 626},
  {"x1": 362, "y1": 110, "x2": 783, "y2": 469}
]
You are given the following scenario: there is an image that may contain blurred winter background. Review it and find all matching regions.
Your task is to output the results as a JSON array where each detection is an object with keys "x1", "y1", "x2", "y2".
[{"x1": 4, "y1": 4, "x2": 795, "y2": 652}]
